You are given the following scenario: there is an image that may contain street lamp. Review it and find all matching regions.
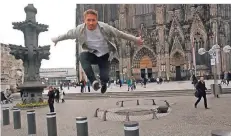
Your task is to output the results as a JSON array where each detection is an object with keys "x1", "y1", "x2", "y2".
[
  {"x1": 198, "y1": 44, "x2": 220, "y2": 98},
  {"x1": 223, "y1": 45, "x2": 231, "y2": 71},
  {"x1": 223, "y1": 45, "x2": 231, "y2": 53}
]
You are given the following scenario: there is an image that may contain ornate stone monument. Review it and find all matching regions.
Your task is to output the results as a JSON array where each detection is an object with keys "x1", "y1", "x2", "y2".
[{"x1": 9, "y1": 4, "x2": 50, "y2": 104}]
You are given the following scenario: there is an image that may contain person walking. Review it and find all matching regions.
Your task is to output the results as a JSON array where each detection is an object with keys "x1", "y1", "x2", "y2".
[
  {"x1": 54, "y1": 88, "x2": 60, "y2": 103},
  {"x1": 194, "y1": 77, "x2": 209, "y2": 109},
  {"x1": 80, "y1": 79, "x2": 85, "y2": 93},
  {"x1": 60, "y1": 88, "x2": 65, "y2": 103},
  {"x1": 52, "y1": 9, "x2": 143, "y2": 94},
  {"x1": 87, "y1": 80, "x2": 91, "y2": 92},
  {"x1": 47, "y1": 86, "x2": 55, "y2": 112}
]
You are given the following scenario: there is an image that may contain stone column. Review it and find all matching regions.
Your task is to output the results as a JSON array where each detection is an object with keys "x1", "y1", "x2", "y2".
[
  {"x1": 209, "y1": 4, "x2": 220, "y2": 76},
  {"x1": 165, "y1": 53, "x2": 170, "y2": 80},
  {"x1": 119, "y1": 4, "x2": 127, "y2": 30},
  {"x1": 155, "y1": 5, "x2": 165, "y2": 77},
  {"x1": 119, "y1": 40, "x2": 125, "y2": 80}
]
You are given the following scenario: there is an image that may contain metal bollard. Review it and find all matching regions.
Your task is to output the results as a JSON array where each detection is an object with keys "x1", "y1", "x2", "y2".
[
  {"x1": 102, "y1": 110, "x2": 108, "y2": 121},
  {"x1": 136, "y1": 100, "x2": 139, "y2": 105},
  {"x1": 164, "y1": 100, "x2": 170, "y2": 107},
  {"x1": 94, "y1": 108, "x2": 99, "y2": 117},
  {"x1": 13, "y1": 108, "x2": 21, "y2": 129},
  {"x1": 76, "y1": 116, "x2": 88, "y2": 136},
  {"x1": 152, "y1": 99, "x2": 156, "y2": 105},
  {"x1": 124, "y1": 121, "x2": 139, "y2": 136},
  {"x1": 151, "y1": 109, "x2": 158, "y2": 120},
  {"x1": 47, "y1": 112, "x2": 57, "y2": 136},
  {"x1": 121, "y1": 101, "x2": 124, "y2": 107},
  {"x1": 2, "y1": 107, "x2": 10, "y2": 126},
  {"x1": 27, "y1": 110, "x2": 36, "y2": 135},
  {"x1": 211, "y1": 129, "x2": 231, "y2": 136},
  {"x1": 125, "y1": 112, "x2": 130, "y2": 122}
]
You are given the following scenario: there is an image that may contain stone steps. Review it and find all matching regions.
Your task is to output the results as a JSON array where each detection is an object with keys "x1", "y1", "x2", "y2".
[{"x1": 12, "y1": 88, "x2": 231, "y2": 100}]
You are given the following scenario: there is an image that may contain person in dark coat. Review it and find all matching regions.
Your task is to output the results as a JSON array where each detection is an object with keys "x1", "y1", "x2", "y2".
[
  {"x1": 195, "y1": 77, "x2": 209, "y2": 109},
  {"x1": 55, "y1": 88, "x2": 60, "y2": 103},
  {"x1": 143, "y1": 77, "x2": 147, "y2": 88},
  {"x1": 47, "y1": 86, "x2": 55, "y2": 112},
  {"x1": 87, "y1": 81, "x2": 91, "y2": 92}
]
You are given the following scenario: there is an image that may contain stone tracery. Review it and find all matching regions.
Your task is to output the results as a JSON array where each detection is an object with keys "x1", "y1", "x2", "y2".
[{"x1": 132, "y1": 46, "x2": 157, "y2": 68}]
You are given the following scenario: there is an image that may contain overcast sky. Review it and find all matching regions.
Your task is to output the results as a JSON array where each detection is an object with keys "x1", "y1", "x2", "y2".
[{"x1": 0, "y1": 0, "x2": 77, "y2": 68}]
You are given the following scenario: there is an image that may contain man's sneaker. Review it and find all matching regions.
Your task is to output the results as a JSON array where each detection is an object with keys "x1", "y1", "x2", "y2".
[
  {"x1": 92, "y1": 80, "x2": 100, "y2": 91},
  {"x1": 101, "y1": 83, "x2": 107, "y2": 94}
]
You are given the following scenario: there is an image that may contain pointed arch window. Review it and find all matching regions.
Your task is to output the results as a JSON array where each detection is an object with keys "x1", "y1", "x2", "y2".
[{"x1": 193, "y1": 32, "x2": 206, "y2": 65}]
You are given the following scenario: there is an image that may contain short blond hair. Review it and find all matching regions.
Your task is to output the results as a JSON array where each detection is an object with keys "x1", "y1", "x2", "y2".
[{"x1": 83, "y1": 9, "x2": 98, "y2": 18}]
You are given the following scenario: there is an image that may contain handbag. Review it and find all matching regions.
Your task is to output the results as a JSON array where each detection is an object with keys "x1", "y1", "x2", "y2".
[{"x1": 194, "y1": 90, "x2": 199, "y2": 98}]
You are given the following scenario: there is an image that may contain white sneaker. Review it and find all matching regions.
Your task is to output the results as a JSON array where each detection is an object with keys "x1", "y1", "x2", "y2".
[{"x1": 92, "y1": 80, "x2": 100, "y2": 91}]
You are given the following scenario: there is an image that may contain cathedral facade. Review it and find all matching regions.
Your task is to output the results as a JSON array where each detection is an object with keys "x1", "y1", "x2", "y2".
[{"x1": 75, "y1": 4, "x2": 231, "y2": 81}]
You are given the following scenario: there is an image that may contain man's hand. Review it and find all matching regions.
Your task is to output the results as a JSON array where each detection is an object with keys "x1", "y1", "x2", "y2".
[
  {"x1": 137, "y1": 36, "x2": 143, "y2": 46},
  {"x1": 51, "y1": 37, "x2": 58, "y2": 46}
]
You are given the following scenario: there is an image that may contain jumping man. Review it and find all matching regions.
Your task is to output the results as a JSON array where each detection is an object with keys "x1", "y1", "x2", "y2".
[{"x1": 52, "y1": 9, "x2": 143, "y2": 93}]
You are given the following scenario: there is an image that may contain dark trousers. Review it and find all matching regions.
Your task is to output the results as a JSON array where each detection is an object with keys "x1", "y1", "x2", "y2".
[
  {"x1": 195, "y1": 94, "x2": 207, "y2": 108},
  {"x1": 48, "y1": 102, "x2": 54, "y2": 112},
  {"x1": 88, "y1": 86, "x2": 90, "y2": 92},
  {"x1": 79, "y1": 52, "x2": 110, "y2": 84},
  {"x1": 80, "y1": 86, "x2": 84, "y2": 93}
]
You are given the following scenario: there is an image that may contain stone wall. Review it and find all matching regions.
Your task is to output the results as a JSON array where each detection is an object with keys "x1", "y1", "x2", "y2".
[{"x1": 1, "y1": 43, "x2": 24, "y2": 92}]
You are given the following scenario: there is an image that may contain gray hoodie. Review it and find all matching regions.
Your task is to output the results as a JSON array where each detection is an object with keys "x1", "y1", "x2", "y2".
[{"x1": 53, "y1": 21, "x2": 139, "y2": 61}]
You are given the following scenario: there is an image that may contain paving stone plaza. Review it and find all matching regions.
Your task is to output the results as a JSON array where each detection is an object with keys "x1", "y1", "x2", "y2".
[{"x1": 1, "y1": 93, "x2": 231, "y2": 136}]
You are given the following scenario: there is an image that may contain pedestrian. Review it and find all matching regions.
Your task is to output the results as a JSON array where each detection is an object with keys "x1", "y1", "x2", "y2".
[
  {"x1": 60, "y1": 82, "x2": 63, "y2": 90},
  {"x1": 194, "y1": 77, "x2": 209, "y2": 109},
  {"x1": 47, "y1": 86, "x2": 55, "y2": 112},
  {"x1": 52, "y1": 9, "x2": 143, "y2": 94},
  {"x1": 54, "y1": 88, "x2": 60, "y2": 103},
  {"x1": 224, "y1": 71, "x2": 228, "y2": 85},
  {"x1": 143, "y1": 77, "x2": 147, "y2": 88},
  {"x1": 80, "y1": 79, "x2": 85, "y2": 93},
  {"x1": 87, "y1": 80, "x2": 91, "y2": 92},
  {"x1": 60, "y1": 88, "x2": 65, "y2": 103},
  {"x1": 127, "y1": 78, "x2": 133, "y2": 91},
  {"x1": 227, "y1": 71, "x2": 231, "y2": 86}
]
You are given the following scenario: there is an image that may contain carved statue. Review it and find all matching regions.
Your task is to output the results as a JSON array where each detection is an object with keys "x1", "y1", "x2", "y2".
[{"x1": 8, "y1": 4, "x2": 50, "y2": 104}]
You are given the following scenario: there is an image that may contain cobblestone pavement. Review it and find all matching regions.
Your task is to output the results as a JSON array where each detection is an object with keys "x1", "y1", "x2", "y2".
[{"x1": 1, "y1": 94, "x2": 231, "y2": 136}]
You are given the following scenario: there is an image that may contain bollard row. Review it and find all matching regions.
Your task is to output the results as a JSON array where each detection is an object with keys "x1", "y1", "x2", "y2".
[
  {"x1": 116, "y1": 99, "x2": 169, "y2": 107},
  {"x1": 3, "y1": 107, "x2": 231, "y2": 136},
  {"x1": 3, "y1": 108, "x2": 138, "y2": 136}
]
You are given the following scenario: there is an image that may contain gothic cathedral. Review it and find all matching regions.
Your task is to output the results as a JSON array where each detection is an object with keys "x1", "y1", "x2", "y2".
[{"x1": 75, "y1": 4, "x2": 231, "y2": 81}]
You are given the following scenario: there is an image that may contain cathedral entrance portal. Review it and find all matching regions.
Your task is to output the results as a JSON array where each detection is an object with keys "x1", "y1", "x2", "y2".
[
  {"x1": 175, "y1": 66, "x2": 181, "y2": 81},
  {"x1": 141, "y1": 69, "x2": 145, "y2": 78},
  {"x1": 148, "y1": 68, "x2": 152, "y2": 78},
  {"x1": 140, "y1": 56, "x2": 152, "y2": 78},
  {"x1": 170, "y1": 51, "x2": 185, "y2": 81},
  {"x1": 110, "y1": 58, "x2": 119, "y2": 80}
]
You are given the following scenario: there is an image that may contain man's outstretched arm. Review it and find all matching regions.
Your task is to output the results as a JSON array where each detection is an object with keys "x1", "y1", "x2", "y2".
[
  {"x1": 51, "y1": 26, "x2": 79, "y2": 46},
  {"x1": 104, "y1": 23, "x2": 142, "y2": 44}
]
